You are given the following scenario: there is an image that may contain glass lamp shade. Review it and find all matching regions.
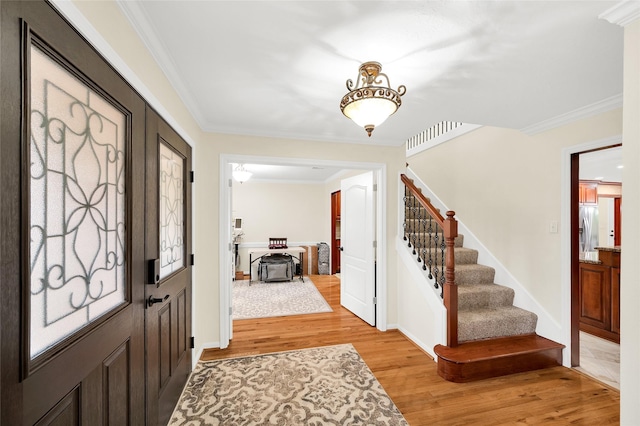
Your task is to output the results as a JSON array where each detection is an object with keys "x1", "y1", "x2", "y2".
[
  {"x1": 233, "y1": 169, "x2": 252, "y2": 183},
  {"x1": 233, "y1": 165, "x2": 253, "y2": 183},
  {"x1": 342, "y1": 97, "x2": 398, "y2": 132},
  {"x1": 340, "y1": 62, "x2": 405, "y2": 137}
]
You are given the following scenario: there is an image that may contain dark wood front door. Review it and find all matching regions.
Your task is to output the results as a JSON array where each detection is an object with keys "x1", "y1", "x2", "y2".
[
  {"x1": 1, "y1": 1, "x2": 146, "y2": 423},
  {"x1": 1, "y1": 2, "x2": 193, "y2": 424},
  {"x1": 145, "y1": 107, "x2": 193, "y2": 425}
]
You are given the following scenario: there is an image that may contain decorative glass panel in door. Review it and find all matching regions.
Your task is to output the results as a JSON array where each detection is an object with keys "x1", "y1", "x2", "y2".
[
  {"x1": 159, "y1": 142, "x2": 185, "y2": 279},
  {"x1": 29, "y1": 44, "x2": 126, "y2": 359}
]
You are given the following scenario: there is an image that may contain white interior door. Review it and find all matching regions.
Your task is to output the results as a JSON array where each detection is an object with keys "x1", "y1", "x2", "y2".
[{"x1": 340, "y1": 171, "x2": 376, "y2": 325}]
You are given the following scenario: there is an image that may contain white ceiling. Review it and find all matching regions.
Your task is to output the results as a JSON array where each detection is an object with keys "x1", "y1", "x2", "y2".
[
  {"x1": 118, "y1": 1, "x2": 623, "y2": 147},
  {"x1": 580, "y1": 146, "x2": 623, "y2": 183},
  {"x1": 233, "y1": 163, "x2": 347, "y2": 183}
]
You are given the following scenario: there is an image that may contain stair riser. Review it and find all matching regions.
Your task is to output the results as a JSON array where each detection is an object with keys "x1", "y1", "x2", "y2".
[
  {"x1": 458, "y1": 311, "x2": 537, "y2": 342},
  {"x1": 418, "y1": 248, "x2": 478, "y2": 265},
  {"x1": 458, "y1": 288, "x2": 514, "y2": 310},
  {"x1": 436, "y1": 348, "x2": 563, "y2": 383},
  {"x1": 455, "y1": 267, "x2": 495, "y2": 284}
]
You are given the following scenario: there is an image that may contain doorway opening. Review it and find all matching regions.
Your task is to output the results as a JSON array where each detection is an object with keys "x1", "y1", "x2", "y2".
[
  {"x1": 218, "y1": 155, "x2": 388, "y2": 349},
  {"x1": 569, "y1": 143, "x2": 621, "y2": 389}
]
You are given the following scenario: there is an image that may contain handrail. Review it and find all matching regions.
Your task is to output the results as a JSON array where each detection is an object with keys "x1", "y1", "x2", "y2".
[
  {"x1": 401, "y1": 174, "x2": 444, "y2": 223},
  {"x1": 401, "y1": 174, "x2": 459, "y2": 347}
]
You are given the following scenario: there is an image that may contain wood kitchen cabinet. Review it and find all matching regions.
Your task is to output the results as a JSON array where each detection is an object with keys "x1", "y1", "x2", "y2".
[
  {"x1": 578, "y1": 248, "x2": 620, "y2": 343},
  {"x1": 611, "y1": 267, "x2": 621, "y2": 335},
  {"x1": 579, "y1": 182, "x2": 598, "y2": 205},
  {"x1": 579, "y1": 263, "x2": 611, "y2": 332}
]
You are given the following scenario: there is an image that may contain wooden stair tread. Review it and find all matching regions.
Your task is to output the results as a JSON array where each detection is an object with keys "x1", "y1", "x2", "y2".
[
  {"x1": 434, "y1": 334, "x2": 565, "y2": 382},
  {"x1": 435, "y1": 334, "x2": 564, "y2": 363}
]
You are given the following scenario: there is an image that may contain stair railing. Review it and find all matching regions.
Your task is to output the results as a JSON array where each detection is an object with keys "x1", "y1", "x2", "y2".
[
  {"x1": 405, "y1": 121, "x2": 464, "y2": 152},
  {"x1": 401, "y1": 174, "x2": 459, "y2": 347}
]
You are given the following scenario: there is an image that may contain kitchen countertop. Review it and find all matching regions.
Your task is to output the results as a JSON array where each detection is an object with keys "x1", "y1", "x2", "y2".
[
  {"x1": 594, "y1": 246, "x2": 621, "y2": 253},
  {"x1": 579, "y1": 251, "x2": 602, "y2": 264},
  {"x1": 579, "y1": 247, "x2": 621, "y2": 264}
]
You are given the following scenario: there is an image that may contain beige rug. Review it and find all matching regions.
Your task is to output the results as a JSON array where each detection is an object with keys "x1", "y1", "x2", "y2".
[
  {"x1": 169, "y1": 344, "x2": 408, "y2": 425},
  {"x1": 233, "y1": 277, "x2": 332, "y2": 320}
]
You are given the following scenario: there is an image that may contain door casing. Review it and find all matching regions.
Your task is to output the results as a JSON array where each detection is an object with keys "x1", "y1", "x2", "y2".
[
  {"x1": 561, "y1": 136, "x2": 622, "y2": 368},
  {"x1": 217, "y1": 155, "x2": 388, "y2": 350}
]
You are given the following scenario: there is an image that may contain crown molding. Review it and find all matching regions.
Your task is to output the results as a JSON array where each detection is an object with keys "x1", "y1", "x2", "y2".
[
  {"x1": 49, "y1": 0, "x2": 198, "y2": 148},
  {"x1": 115, "y1": 1, "x2": 208, "y2": 128},
  {"x1": 520, "y1": 94, "x2": 623, "y2": 136},
  {"x1": 599, "y1": 1, "x2": 640, "y2": 27}
]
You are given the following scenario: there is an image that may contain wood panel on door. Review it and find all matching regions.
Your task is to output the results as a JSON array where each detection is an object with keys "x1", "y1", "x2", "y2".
[
  {"x1": 1, "y1": 1, "x2": 145, "y2": 423},
  {"x1": 145, "y1": 107, "x2": 193, "y2": 426}
]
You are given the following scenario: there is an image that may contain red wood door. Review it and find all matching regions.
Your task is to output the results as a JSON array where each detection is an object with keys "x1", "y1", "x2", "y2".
[
  {"x1": 614, "y1": 197, "x2": 621, "y2": 246},
  {"x1": 1, "y1": 1, "x2": 145, "y2": 423},
  {"x1": 331, "y1": 191, "x2": 341, "y2": 274},
  {"x1": 145, "y1": 108, "x2": 193, "y2": 425}
]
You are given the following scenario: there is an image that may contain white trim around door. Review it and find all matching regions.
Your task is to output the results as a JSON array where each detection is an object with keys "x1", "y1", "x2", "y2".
[{"x1": 560, "y1": 135, "x2": 622, "y2": 367}]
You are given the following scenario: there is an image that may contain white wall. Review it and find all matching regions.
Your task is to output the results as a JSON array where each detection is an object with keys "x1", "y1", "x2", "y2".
[
  {"x1": 396, "y1": 238, "x2": 446, "y2": 359},
  {"x1": 232, "y1": 180, "x2": 327, "y2": 273},
  {"x1": 620, "y1": 16, "x2": 640, "y2": 426}
]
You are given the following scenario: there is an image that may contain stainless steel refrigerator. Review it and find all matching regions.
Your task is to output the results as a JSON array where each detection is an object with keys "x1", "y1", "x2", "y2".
[{"x1": 579, "y1": 205, "x2": 599, "y2": 253}]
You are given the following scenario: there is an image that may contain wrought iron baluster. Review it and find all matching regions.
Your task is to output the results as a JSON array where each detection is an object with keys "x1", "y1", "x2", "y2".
[
  {"x1": 411, "y1": 198, "x2": 419, "y2": 255},
  {"x1": 421, "y1": 213, "x2": 428, "y2": 271},
  {"x1": 427, "y1": 216, "x2": 433, "y2": 277},
  {"x1": 418, "y1": 213, "x2": 425, "y2": 265},
  {"x1": 440, "y1": 230, "x2": 446, "y2": 298},
  {"x1": 433, "y1": 226, "x2": 440, "y2": 290},
  {"x1": 402, "y1": 185, "x2": 409, "y2": 242},
  {"x1": 408, "y1": 194, "x2": 414, "y2": 250}
]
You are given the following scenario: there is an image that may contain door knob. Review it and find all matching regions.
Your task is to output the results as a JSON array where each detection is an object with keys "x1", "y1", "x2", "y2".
[
  {"x1": 339, "y1": 247, "x2": 344, "y2": 251},
  {"x1": 147, "y1": 294, "x2": 169, "y2": 308}
]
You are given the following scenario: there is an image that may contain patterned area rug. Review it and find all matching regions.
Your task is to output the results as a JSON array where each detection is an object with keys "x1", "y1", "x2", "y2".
[
  {"x1": 232, "y1": 277, "x2": 332, "y2": 320},
  {"x1": 169, "y1": 344, "x2": 408, "y2": 425}
]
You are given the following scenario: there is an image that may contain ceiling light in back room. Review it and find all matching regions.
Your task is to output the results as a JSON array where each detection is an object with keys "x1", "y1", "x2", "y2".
[
  {"x1": 233, "y1": 164, "x2": 252, "y2": 183},
  {"x1": 340, "y1": 61, "x2": 406, "y2": 137}
]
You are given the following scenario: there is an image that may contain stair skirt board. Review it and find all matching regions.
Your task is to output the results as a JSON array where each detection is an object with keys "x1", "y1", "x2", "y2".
[{"x1": 434, "y1": 334, "x2": 565, "y2": 383}]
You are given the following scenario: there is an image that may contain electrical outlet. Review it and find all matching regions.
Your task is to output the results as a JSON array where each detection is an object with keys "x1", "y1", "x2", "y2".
[{"x1": 549, "y1": 221, "x2": 558, "y2": 233}]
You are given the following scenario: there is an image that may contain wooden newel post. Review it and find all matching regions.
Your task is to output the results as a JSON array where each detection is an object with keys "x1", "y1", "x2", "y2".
[{"x1": 443, "y1": 210, "x2": 459, "y2": 348}]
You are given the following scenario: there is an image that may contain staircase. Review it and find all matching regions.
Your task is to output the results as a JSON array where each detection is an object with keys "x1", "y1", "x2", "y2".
[{"x1": 402, "y1": 175, "x2": 564, "y2": 382}]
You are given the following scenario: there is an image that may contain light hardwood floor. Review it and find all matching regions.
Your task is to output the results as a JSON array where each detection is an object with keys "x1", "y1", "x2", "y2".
[
  {"x1": 201, "y1": 275, "x2": 620, "y2": 425},
  {"x1": 576, "y1": 331, "x2": 620, "y2": 390}
]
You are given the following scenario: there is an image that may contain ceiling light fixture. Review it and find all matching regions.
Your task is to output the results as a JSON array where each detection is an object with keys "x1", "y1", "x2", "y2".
[
  {"x1": 233, "y1": 164, "x2": 252, "y2": 183},
  {"x1": 340, "y1": 61, "x2": 406, "y2": 137}
]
